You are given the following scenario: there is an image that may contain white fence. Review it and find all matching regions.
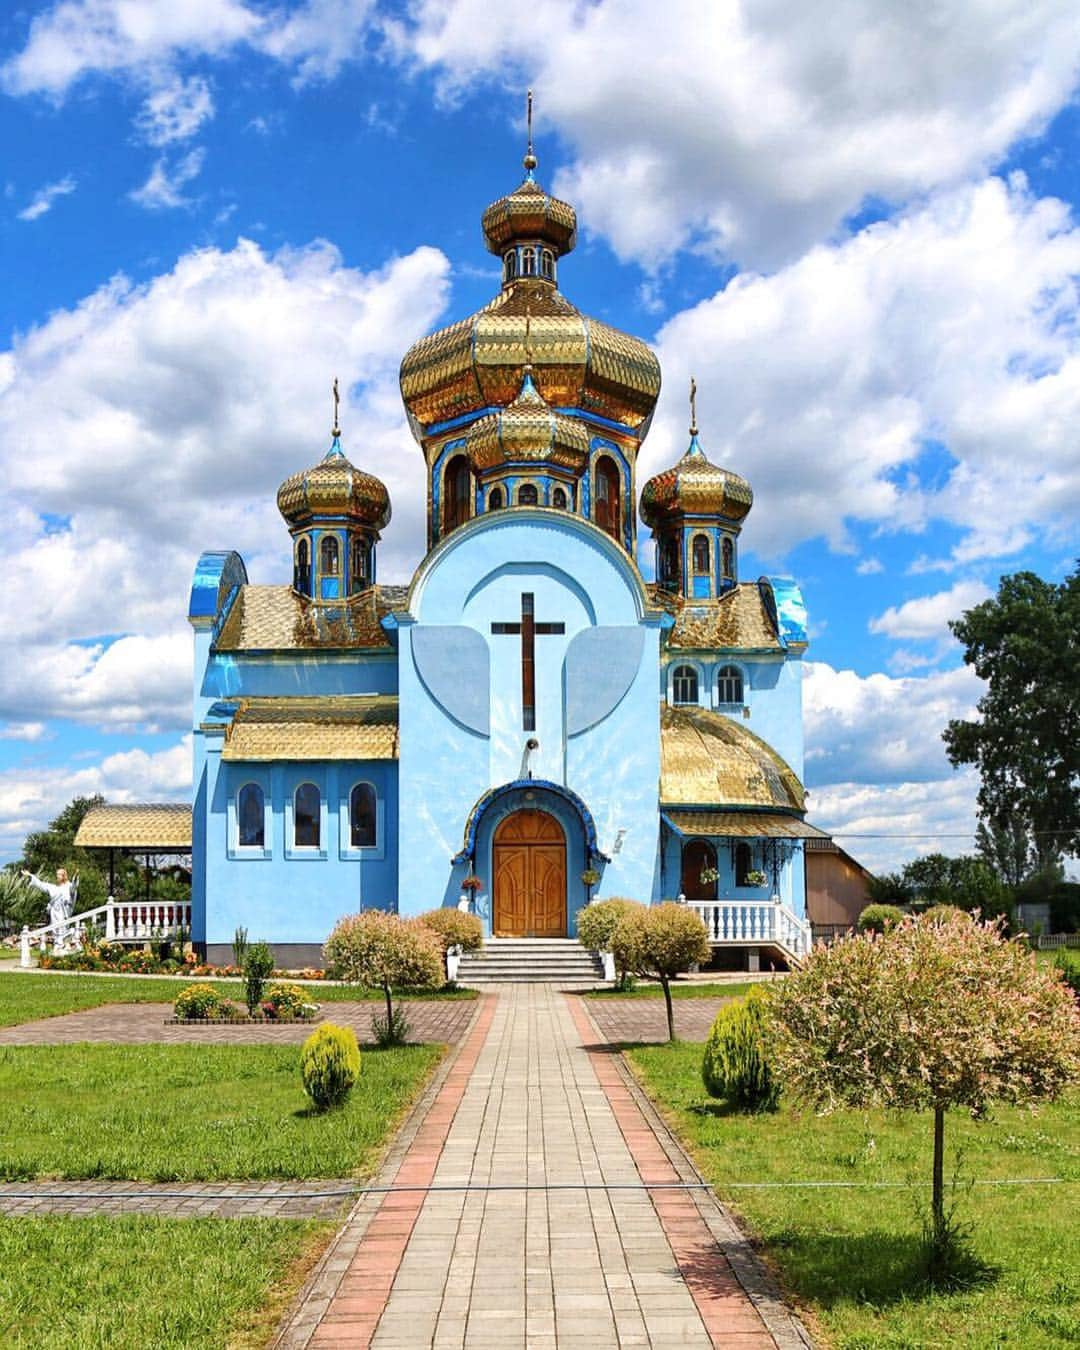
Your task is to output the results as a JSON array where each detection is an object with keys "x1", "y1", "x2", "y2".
[
  {"x1": 686, "y1": 898, "x2": 811, "y2": 959},
  {"x1": 21, "y1": 899, "x2": 192, "y2": 967}
]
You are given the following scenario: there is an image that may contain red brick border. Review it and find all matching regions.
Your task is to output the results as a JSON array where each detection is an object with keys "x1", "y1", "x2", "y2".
[
  {"x1": 310, "y1": 995, "x2": 497, "y2": 1347},
  {"x1": 566, "y1": 995, "x2": 776, "y2": 1348}
]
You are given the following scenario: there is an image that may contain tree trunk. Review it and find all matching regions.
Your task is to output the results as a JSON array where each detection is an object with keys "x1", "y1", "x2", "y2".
[
  {"x1": 384, "y1": 981, "x2": 394, "y2": 1034},
  {"x1": 661, "y1": 976, "x2": 675, "y2": 1042},
  {"x1": 931, "y1": 1103, "x2": 946, "y2": 1257}
]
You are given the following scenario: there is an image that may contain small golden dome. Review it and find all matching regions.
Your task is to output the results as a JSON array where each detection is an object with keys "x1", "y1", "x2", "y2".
[
  {"x1": 481, "y1": 172, "x2": 578, "y2": 258},
  {"x1": 640, "y1": 432, "x2": 753, "y2": 527},
  {"x1": 466, "y1": 369, "x2": 589, "y2": 474},
  {"x1": 277, "y1": 440, "x2": 391, "y2": 531}
]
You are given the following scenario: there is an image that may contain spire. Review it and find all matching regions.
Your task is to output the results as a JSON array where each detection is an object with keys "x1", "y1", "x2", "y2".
[
  {"x1": 523, "y1": 88, "x2": 537, "y2": 176},
  {"x1": 689, "y1": 375, "x2": 698, "y2": 436},
  {"x1": 327, "y1": 376, "x2": 344, "y2": 459}
]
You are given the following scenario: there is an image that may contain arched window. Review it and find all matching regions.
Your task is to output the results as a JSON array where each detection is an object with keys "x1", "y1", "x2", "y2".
[
  {"x1": 443, "y1": 454, "x2": 471, "y2": 533},
  {"x1": 518, "y1": 482, "x2": 539, "y2": 506},
  {"x1": 722, "y1": 536, "x2": 734, "y2": 578},
  {"x1": 692, "y1": 534, "x2": 710, "y2": 574},
  {"x1": 488, "y1": 486, "x2": 504, "y2": 511},
  {"x1": 552, "y1": 485, "x2": 568, "y2": 509},
  {"x1": 504, "y1": 250, "x2": 518, "y2": 283},
  {"x1": 672, "y1": 665, "x2": 698, "y2": 705},
  {"x1": 294, "y1": 783, "x2": 321, "y2": 849},
  {"x1": 351, "y1": 537, "x2": 369, "y2": 593},
  {"x1": 594, "y1": 455, "x2": 621, "y2": 541},
  {"x1": 735, "y1": 842, "x2": 755, "y2": 887},
  {"x1": 717, "y1": 664, "x2": 744, "y2": 706},
  {"x1": 681, "y1": 839, "x2": 717, "y2": 901},
  {"x1": 294, "y1": 537, "x2": 310, "y2": 594},
  {"x1": 320, "y1": 535, "x2": 339, "y2": 577},
  {"x1": 237, "y1": 783, "x2": 264, "y2": 848},
  {"x1": 520, "y1": 246, "x2": 536, "y2": 276},
  {"x1": 658, "y1": 536, "x2": 679, "y2": 587},
  {"x1": 350, "y1": 783, "x2": 377, "y2": 849},
  {"x1": 540, "y1": 249, "x2": 555, "y2": 280}
]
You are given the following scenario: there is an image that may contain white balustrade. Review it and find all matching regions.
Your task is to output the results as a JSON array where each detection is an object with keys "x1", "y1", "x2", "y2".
[
  {"x1": 21, "y1": 899, "x2": 192, "y2": 966},
  {"x1": 686, "y1": 898, "x2": 811, "y2": 960}
]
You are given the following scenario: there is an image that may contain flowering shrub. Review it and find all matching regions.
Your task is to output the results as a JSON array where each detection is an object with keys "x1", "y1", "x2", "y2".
[
  {"x1": 118, "y1": 947, "x2": 162, "y2": 974},
  {"x1": 263, "y1": 983, "x2": 318, "y2": 1019},
  {"x1": 324, "y1": 910, "x2": 443, "y2": 1044},
  {"x1": 174, "y1": 983, "x2": 232, "y2": 1020},
  {"x1": 610, "y1": 902, "x2": 711, "y2": 1041}
]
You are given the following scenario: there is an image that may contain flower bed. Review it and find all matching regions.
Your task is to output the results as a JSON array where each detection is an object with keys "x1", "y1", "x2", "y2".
[
  {"x1": 38, "y1": 944, "x2": 325, "y2": 980},
  {"x1": 171, "y1": 982, "x2": 321, "y2": 1024}
]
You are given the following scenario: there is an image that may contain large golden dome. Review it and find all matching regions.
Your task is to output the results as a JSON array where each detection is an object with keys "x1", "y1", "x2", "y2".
[
  {"x1": 465, "y1": 368, "x2": 589, "y2": 474},
  {"x1": 277, "y1": 440, "x2": 391, "y2": 531},
  {"x1": 640, "y1": 430, "x2": 753, "y2": 527}
]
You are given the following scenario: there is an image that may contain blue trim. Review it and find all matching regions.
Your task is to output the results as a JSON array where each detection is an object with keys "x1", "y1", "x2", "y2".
[
  {"x1": 453, "y1": 779, "x2": 609, "y2": 864},
  {"x1": 425, "y1": 406, "x2": 500, "y2": 437},
  {"x1": 189, "y1": 550, "x2": 248, "y2": 622},
  {"x1": 555, "y1": 406, "x2": 637, "y2": 437}
]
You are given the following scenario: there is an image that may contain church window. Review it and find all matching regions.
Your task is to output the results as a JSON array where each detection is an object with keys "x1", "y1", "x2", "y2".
[
  {"x1": 320, "y1": 535, "x2": 339, "y2": 577},
  {"x1": 722, "y1": 536, "x2": 734, "y2": 578},
  {"x1": 351, "y1": 538, "x2": 369, "y2": 593},
  {"x1": 672, "y1": 665, "x2": 698, "y2": 705},
  {"x1": 692, "y1": 534, "x2": 710, "y2": 574},
  {"x1": 658, "y1": 536, "x2": 679, "y2": 587},
  {"x1": 349, "y1": 783, "x2": 377, "y2": 849},
  {"x1": 488, "y1": 486, "x2": 504, "y2": 511},
  {"x1": 518, "y1": 482, "x2": 539, "y2": 506},
  {"x1": 540, "y1": 249, "x2": 555, "y2": 281},
  {"x1": 717, "y1": 664, "x2": 744, "y2": 706},
  {"x1": 294, "y1": 537, "x2": 311, "y2": 594},
  {"x1": 735, "y1": 842, "x2": 754, "y2": 887},
  {"x1": 504, "y1": 250, "x2": 518, "y2": 283},
  {"x1": 443, "y1": 454, "x2": 471, "y2": 532},
  {"x1": 520, "y1": 246, "x2": 536, "y2": 277},
  {"x1": 594, "y1": 455, "x2": 621, "y2": 541},
  {"x1": 237, "y1": 783, "x2": 265, "y2": 849},
  {"x1": 552, "y1": 486, "x2": 568, "y2": 509},
  {"x1": 294, "y1": 783, "x2": 321, "y2": 849}
]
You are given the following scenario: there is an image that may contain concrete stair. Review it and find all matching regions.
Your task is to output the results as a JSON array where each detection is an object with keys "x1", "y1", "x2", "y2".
[{"x1": 457, "y1": 938, "x2": 604, "y2": 985}]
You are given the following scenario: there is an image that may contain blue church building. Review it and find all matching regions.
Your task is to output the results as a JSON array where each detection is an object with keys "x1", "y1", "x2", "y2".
[{"x1": 184, "y1": 141, "x2": 822, "y2": 969}]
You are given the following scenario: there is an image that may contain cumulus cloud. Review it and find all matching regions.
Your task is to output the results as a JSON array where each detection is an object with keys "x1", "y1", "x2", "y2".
[
  {"x1": 17, "y1": 174, "x2": 76, "y2": 221},
  {"x1": 0, "y1": 723, "x2": 48, "y2": 742},
  {"x1": 135, "y1": 74, "x2": 214, "y2": 145},
  {"x1": 129, "y1": 147, "x2": 206, "y2": 210},
  {"x1": 869, "y1": 580, "x2": 992, "y2": 642}
]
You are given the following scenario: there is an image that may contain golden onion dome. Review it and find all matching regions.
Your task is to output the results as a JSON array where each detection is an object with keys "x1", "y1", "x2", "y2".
[
  {"x1": 481, "y1": 170, "x2": 578, "y2": 258},
  {"x1": 640, "y1": 429, "x2": 753, "y2": 528},
  {"x1": 465, "y1": 369, "x2": 590, "y2": 474},
  {"x1": 277, "y1": 438, "x2": 391, "y2": 531}
]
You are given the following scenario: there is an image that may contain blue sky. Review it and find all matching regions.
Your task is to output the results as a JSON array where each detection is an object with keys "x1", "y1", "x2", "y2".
[{"x1": 1, "y1": 0, "x2": 1078, "y2": 871}]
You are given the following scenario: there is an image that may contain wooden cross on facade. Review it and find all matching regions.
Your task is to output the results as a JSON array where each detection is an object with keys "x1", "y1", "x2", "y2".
[{"x1": 491, "y1": 592, "x2": 565, "y2": 731}]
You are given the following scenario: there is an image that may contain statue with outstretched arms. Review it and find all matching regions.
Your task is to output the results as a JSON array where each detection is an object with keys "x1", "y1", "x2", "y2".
[{"x1": 21, "y1": 868, "x2": 74, "y2": 951}]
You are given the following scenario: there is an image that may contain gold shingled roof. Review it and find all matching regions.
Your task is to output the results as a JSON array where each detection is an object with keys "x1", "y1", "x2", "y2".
[
  {"x1": 221, "y1": 696, "x2": 399, "y2": 762},
  {"x1": 664, "y1": 810, "x2": 829, "y2": 839},
  {"x1": 214, "y1": 585, "x2": 396, "y2": 652},
  {"x1": 660, "y1": 704, "x2": 804, "y2": 811},
  {"x1": 649, "y1": 583, "x2": 782, "y2": 652},
  {"x1": 75, "y1": 804, "x2": 192, "y2": 850}
]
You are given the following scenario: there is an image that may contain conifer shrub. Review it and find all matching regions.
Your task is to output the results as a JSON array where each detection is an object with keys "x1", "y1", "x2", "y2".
[
  {"x1": 857, "y1": 903, "x2": 906, "y2": 933},
  {"x1": 701, "y1": 986, "x2": 779, "y2": 1111},
  {"x1": 300, "y1": 1023, "x2": 361, "y2": 1111}
]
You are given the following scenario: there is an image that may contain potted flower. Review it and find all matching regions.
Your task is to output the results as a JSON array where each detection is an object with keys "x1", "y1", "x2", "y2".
[
  {"x1": 581, "y1": 867, "x2": 601, "y2": 903},
  {"x1": 460, "y1": 874, "x2": 483, "y2": 909},
  {"x1": 699, "y1": 866, "x2": 720, "y2": 887},
  {"x1": 744, "y1": 869, "x2": 767, "y2": 888}
]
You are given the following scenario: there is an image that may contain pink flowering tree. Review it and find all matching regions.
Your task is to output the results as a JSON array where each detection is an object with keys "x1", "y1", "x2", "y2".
[
  {"x1": 324, "y1": 910, "x2": 443, "y2": 1043},
  {"x1": 769, "y1": 912, "x2": 1080, "y2": 1277}
]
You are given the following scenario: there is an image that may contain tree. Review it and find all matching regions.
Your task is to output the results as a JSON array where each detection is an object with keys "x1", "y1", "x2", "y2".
[
  {"x1": 944, "y1": 564, "x2": 1080, "y2": 863},
  {"x1": 769, "y1": 913, "x2": 1080, "y2": 1280},
  {"x1": 324, "y1": 911, "x2": 443, "y2": 1044},
  {"x1": 19, "y1": 794, "x2": 109, "y2": 916},
  {"x1": 902, "y1": 853, "x2": 1011, "y2": 919},
  {"x1": 610, "y1": 902, "x2": 711, "y2": 1042},
  {"x1": 577, "y1": 897, "x2": 645, "y2": 988},
  {"x1": 974, "y1": 818, "x2": 1036, "y2": 889}
]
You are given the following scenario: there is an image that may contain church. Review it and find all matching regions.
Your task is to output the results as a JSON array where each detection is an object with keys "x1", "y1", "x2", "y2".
[{"x1": 181, "y1": 133, "x2": 822, "y2": 969}]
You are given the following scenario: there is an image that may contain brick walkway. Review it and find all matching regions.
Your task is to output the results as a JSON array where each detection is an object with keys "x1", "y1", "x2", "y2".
[
  {"x1": 278, "y1": 985, "x2": 806, "y2": 1350},
  {"x1": 584, "y1": 996, "x2": 730, "y2": 1044},
  {"x1": 0, "y1": 999, "x2": 477, "y2": 1046},
  {"x1": 0, "y1": 1179, "x2": 354, "y2": 1220}
]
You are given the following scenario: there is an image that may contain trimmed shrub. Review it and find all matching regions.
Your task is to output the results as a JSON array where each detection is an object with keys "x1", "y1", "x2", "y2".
[
  {"x1": 419, "y1": 908, "x2": 484, "y2": 955},
  {"x1": 263, "y1": 982, "x2": 318, "y2": 1019},
  {"x1": 324, "y1": 910, "x2": 443, "y2": 1044},
  {"x1": 174, "y1": 983, "x2": 231, "y2": 1020},
  {"x1": 611, "y1": 902, "x2": 711, "y2": 1042},
  {"x1": 857, "y1": 903, "x2": 906, "y2": 934},
  {"x1": 577, "y1": 898, "x2": 643, "y2": 953},
  {"x1": 243, "y1": 941, "x2": 276, "y2": 1015},
  {"x1": 702, "y1": 987, "x2": 779, "y2": 1111},
  {"x1": 301, "y1": 1023, "x2": 361, "y2": 1111},
  {"x1": 922, "y1": 905, "x2": 970, "y2": 926}
]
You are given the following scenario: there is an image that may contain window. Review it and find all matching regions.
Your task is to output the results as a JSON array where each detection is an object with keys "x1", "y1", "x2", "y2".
[
  {"x1": 594, "y1": 455, "x2": 621, "y2": 541},
  {"x1": 294, "y1": 537, "x2": 310, "y2": 594},
  {"x1": 717, "y1": 664, "x2": 744, "y2": 705},
  {"x1": 504, "y1": 250, "x2": 518, "y2": 283},
  {"x1": 443, "y1": 454, "x2": 471, "y2": 532},
  {"x1": 540, "y1": 249, "x2": 555, "y2": 280},
  {"x1": 658, "y1": 536, "x2": 679, "y2": 587},
  {"x1": 351, "y1": 537, "x2": 369, "y2": 593},
  {"x1": 518, "y1": 482, "x2": 539, "y2": 506},
  {"x1": 722, "y1": 536, "x2": 734, "y2": 578},
  {"x1": 237, "y1": 783, "x2": 265, "y2": 848},
  {"x1": 520, "y1": 246, "x2": 536, "y2": 276},
  {"x1": 488, "y1": 486, "x2": 504, "y2": 511},
  {"x1": 349, "y1": 783, "x2": 377, "y2": 849},
  {"x1": 294, "y1": 783, "x2": 321, "y2": 848},
  {"x1": 552, "y1": 485, "x2": 568, "y2": 509},
  {"x1": 320, "y1": 535, "x2": 339, "y2": 577},
  {"x1": 735, "y1": 842, "x2": 754, "y2": 887},
  {"x1": 692, "y1": 534, "x2": 710, "y2": 573},
  {"x1": 672, "y1": 665, "x2": 698, "y2": 704}
]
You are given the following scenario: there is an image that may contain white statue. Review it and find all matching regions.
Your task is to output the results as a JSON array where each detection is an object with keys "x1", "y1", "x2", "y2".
[{"x1": 22, "y1": 868, "x2": 75, "y2": 952}]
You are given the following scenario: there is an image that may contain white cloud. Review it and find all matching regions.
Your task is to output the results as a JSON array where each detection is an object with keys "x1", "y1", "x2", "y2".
[
  {"x1": 135, "y1": 74, "x2": 214, "y2": 145},
  {"x1": 258, "y1": 0, "x2": 377, "y2": 85},
  {"x1": 856, "y1": 557, "x2": 883, "y2": 575},
  {"x1": 394, "y1": 0, "x2": 1080, "y2": 269},
  {"x1": 17, "y1": 174, "x2": 76, "y2": 221},
  {"x1": 129, "y1": 147, "x2": 206, "y2": 210},
  {"x1": 0, "y1": 723, "x2": 48, "y2": 742},
  {"x1": 648, "y1": 174, "x2": 1080, "y2": 560},
  {"x1": 869, "y1": 580, "x2": 992, "y2": 642}
]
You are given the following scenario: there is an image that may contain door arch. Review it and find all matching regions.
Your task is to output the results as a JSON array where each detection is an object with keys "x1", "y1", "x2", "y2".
[
  {"x1": 493, "y1": 809, "x2": 567, "y2": 937},
  {"x1": 681, "y1": 838, "x2": 717, "y2": 901}
]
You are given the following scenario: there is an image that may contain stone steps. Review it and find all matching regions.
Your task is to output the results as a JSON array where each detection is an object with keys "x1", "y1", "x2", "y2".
[{"x1": 457, "y1": 938, "x2": 604, "y2": 985}]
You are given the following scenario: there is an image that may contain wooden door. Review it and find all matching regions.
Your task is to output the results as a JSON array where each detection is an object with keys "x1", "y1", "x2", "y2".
[
  {"x1": 493, "y1": 810, "x2": 567, "y2": 937},
  {"x1": 681, "y1": 838, "x2": 717, "y2": 901}
]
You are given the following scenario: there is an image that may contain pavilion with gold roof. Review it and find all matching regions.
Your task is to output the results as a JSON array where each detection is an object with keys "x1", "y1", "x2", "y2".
[{"x1": 173, "y1": 110, "x2": 822, "y2": 971}]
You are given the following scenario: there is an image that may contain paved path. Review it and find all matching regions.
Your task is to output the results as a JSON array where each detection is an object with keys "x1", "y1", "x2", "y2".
[
  {"x1": 0, "y1": 1179, "x2": 354, "y2": 1220},
  {"x1": 278, "y1": 985, "x2": 806, "y2": 1350},
  {"x1": 584, "y1": 996, "x2": 731, "y2": 1044},
  {"x1": 0, "y1": 999, "x2": 477, "y2": 1045}
]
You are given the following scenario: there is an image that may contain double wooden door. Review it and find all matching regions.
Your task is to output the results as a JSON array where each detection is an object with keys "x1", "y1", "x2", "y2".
[{"x1": 493, "y1": 810, "x2": 567, "y2": 937}]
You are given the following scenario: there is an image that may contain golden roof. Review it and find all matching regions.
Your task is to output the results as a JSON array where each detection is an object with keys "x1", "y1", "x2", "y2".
[
  {"x1": 277, "y1": 441, "x2": 391, "y2": 530},
  {"x1": 649, "y1": 582, "x2": 782, "y2": 652},
  {"x1": 481, "y1": 172, "x2": 577, "y2": 257},
  {"x1": 214, "y1": 585, "x2": 397, "y2": 652},
  {"x1": 221, "y1": 696, "x2": 399, "y2": 762},
  {"x1": 660, "y1": 704, "x2": 805, "y2": 811},
  {"x1": 75, "y1": 804, "x2": 192, "y2": 850},
  {"x1": 641, "y1": 433, "x2": 753, "y2": 527},
  {"x1": 465, "y1": 370, "x2": 589, "y2": 473},
  {"x1": 664, "y1": 809, "x2": 829, "y2": 839}
]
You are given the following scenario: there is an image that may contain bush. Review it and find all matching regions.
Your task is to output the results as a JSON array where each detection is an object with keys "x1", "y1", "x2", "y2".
[
  {"x1": 1054, "y1": 950, "x2": 1080, "y2": 997},
  {"x1": 243, "y1": 941, "x2": 276, "y2": 1016},
  {"x1": 324, "y1": 910, "x2": 443, "y2": 1044},
  {"x1": 419, "y1": 908, "x2": 484, "y2": 955},
  {"x1": 922, "y1": 905, "x2": 970, "y2": 926},
  {"x1": 577, "y1": 898, "x2": 643, "y2": 953},
  {"x1": 118, "y1": 947, "x2": 162, "y2": 974},
  {"x1": 262, "y1": 982, "x2": 318, "y2": 1019},
  {"x1": 174, "y1": 983, "x2": 231, "y2": 1020},
  {"x1": 857, "y1": 903, "x2": 906, "y2": 934},
  {"x1": 300, "y1": 1023, "x2": 361, "y2": 1111},
  {"x1": 702, "y1": 987, "x2": 779, "y2": 1111},
  {"x1": 611, "y1": 902, "x2": 711, "y2": 1041}
]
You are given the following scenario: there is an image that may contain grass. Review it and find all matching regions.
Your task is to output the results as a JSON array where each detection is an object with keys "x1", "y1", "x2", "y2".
[
  {"x1": 0, "y1": 1215, "x2": 329, "y2": 1349},
  {"x1": 627, "y1": 1040, "x2": 1080, "y2": 1348},
  {"x1": 0, "y1": 1041, "x2": 442, "y2": 1180},
  {"x1": 0, "y1": 970, "x2": 474, "y2": 1027},
  {"x1": 586, "y1": 981, "x2": 757, "y2": 1000}
]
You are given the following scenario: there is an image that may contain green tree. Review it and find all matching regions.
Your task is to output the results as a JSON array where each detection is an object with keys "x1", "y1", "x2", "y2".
[
  {"x1": 901, "y1": 853, "x2": 1011, "y2": 919},
  {"x1": 610, "y1": 902, "x2": 711, "y2": 1042},
  {"x1": 944, "y1": 564, "x2": 1080, "y2": 863},
  {"x1": 324, "y1": 911, "x2": 443, "y2": 1044},
  {"x1": 974, "y1": 818, "x2": 1036, "y2": 888}
]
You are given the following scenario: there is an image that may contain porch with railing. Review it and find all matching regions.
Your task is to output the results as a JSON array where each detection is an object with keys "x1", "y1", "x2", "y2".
[{"x1": 686, "y1": 897, "x2": 811, "y2": 961}]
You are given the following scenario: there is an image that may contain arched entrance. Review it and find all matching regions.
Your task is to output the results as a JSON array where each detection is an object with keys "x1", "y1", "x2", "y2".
[
  {"x1": 681, "y1": 838, "x2": 717, "y2": 901},
  {"x1": 493, "y1": 809, "x2": 567, "y2": 937}
]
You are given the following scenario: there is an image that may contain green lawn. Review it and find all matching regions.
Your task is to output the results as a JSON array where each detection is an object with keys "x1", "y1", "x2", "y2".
[
  {"x1": 628, "y1": 1040, "x2": 1080, "y2": 1349},
  {"x1": 0, "y1": 1215, "x2": 328, "y2": 1349},
  {"x1": 0, "y1": 970, "x2": 474, "y2": 1027},
  {"x1": 0, "y1": 1041, "x2": 442, "y2": 1180}
]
